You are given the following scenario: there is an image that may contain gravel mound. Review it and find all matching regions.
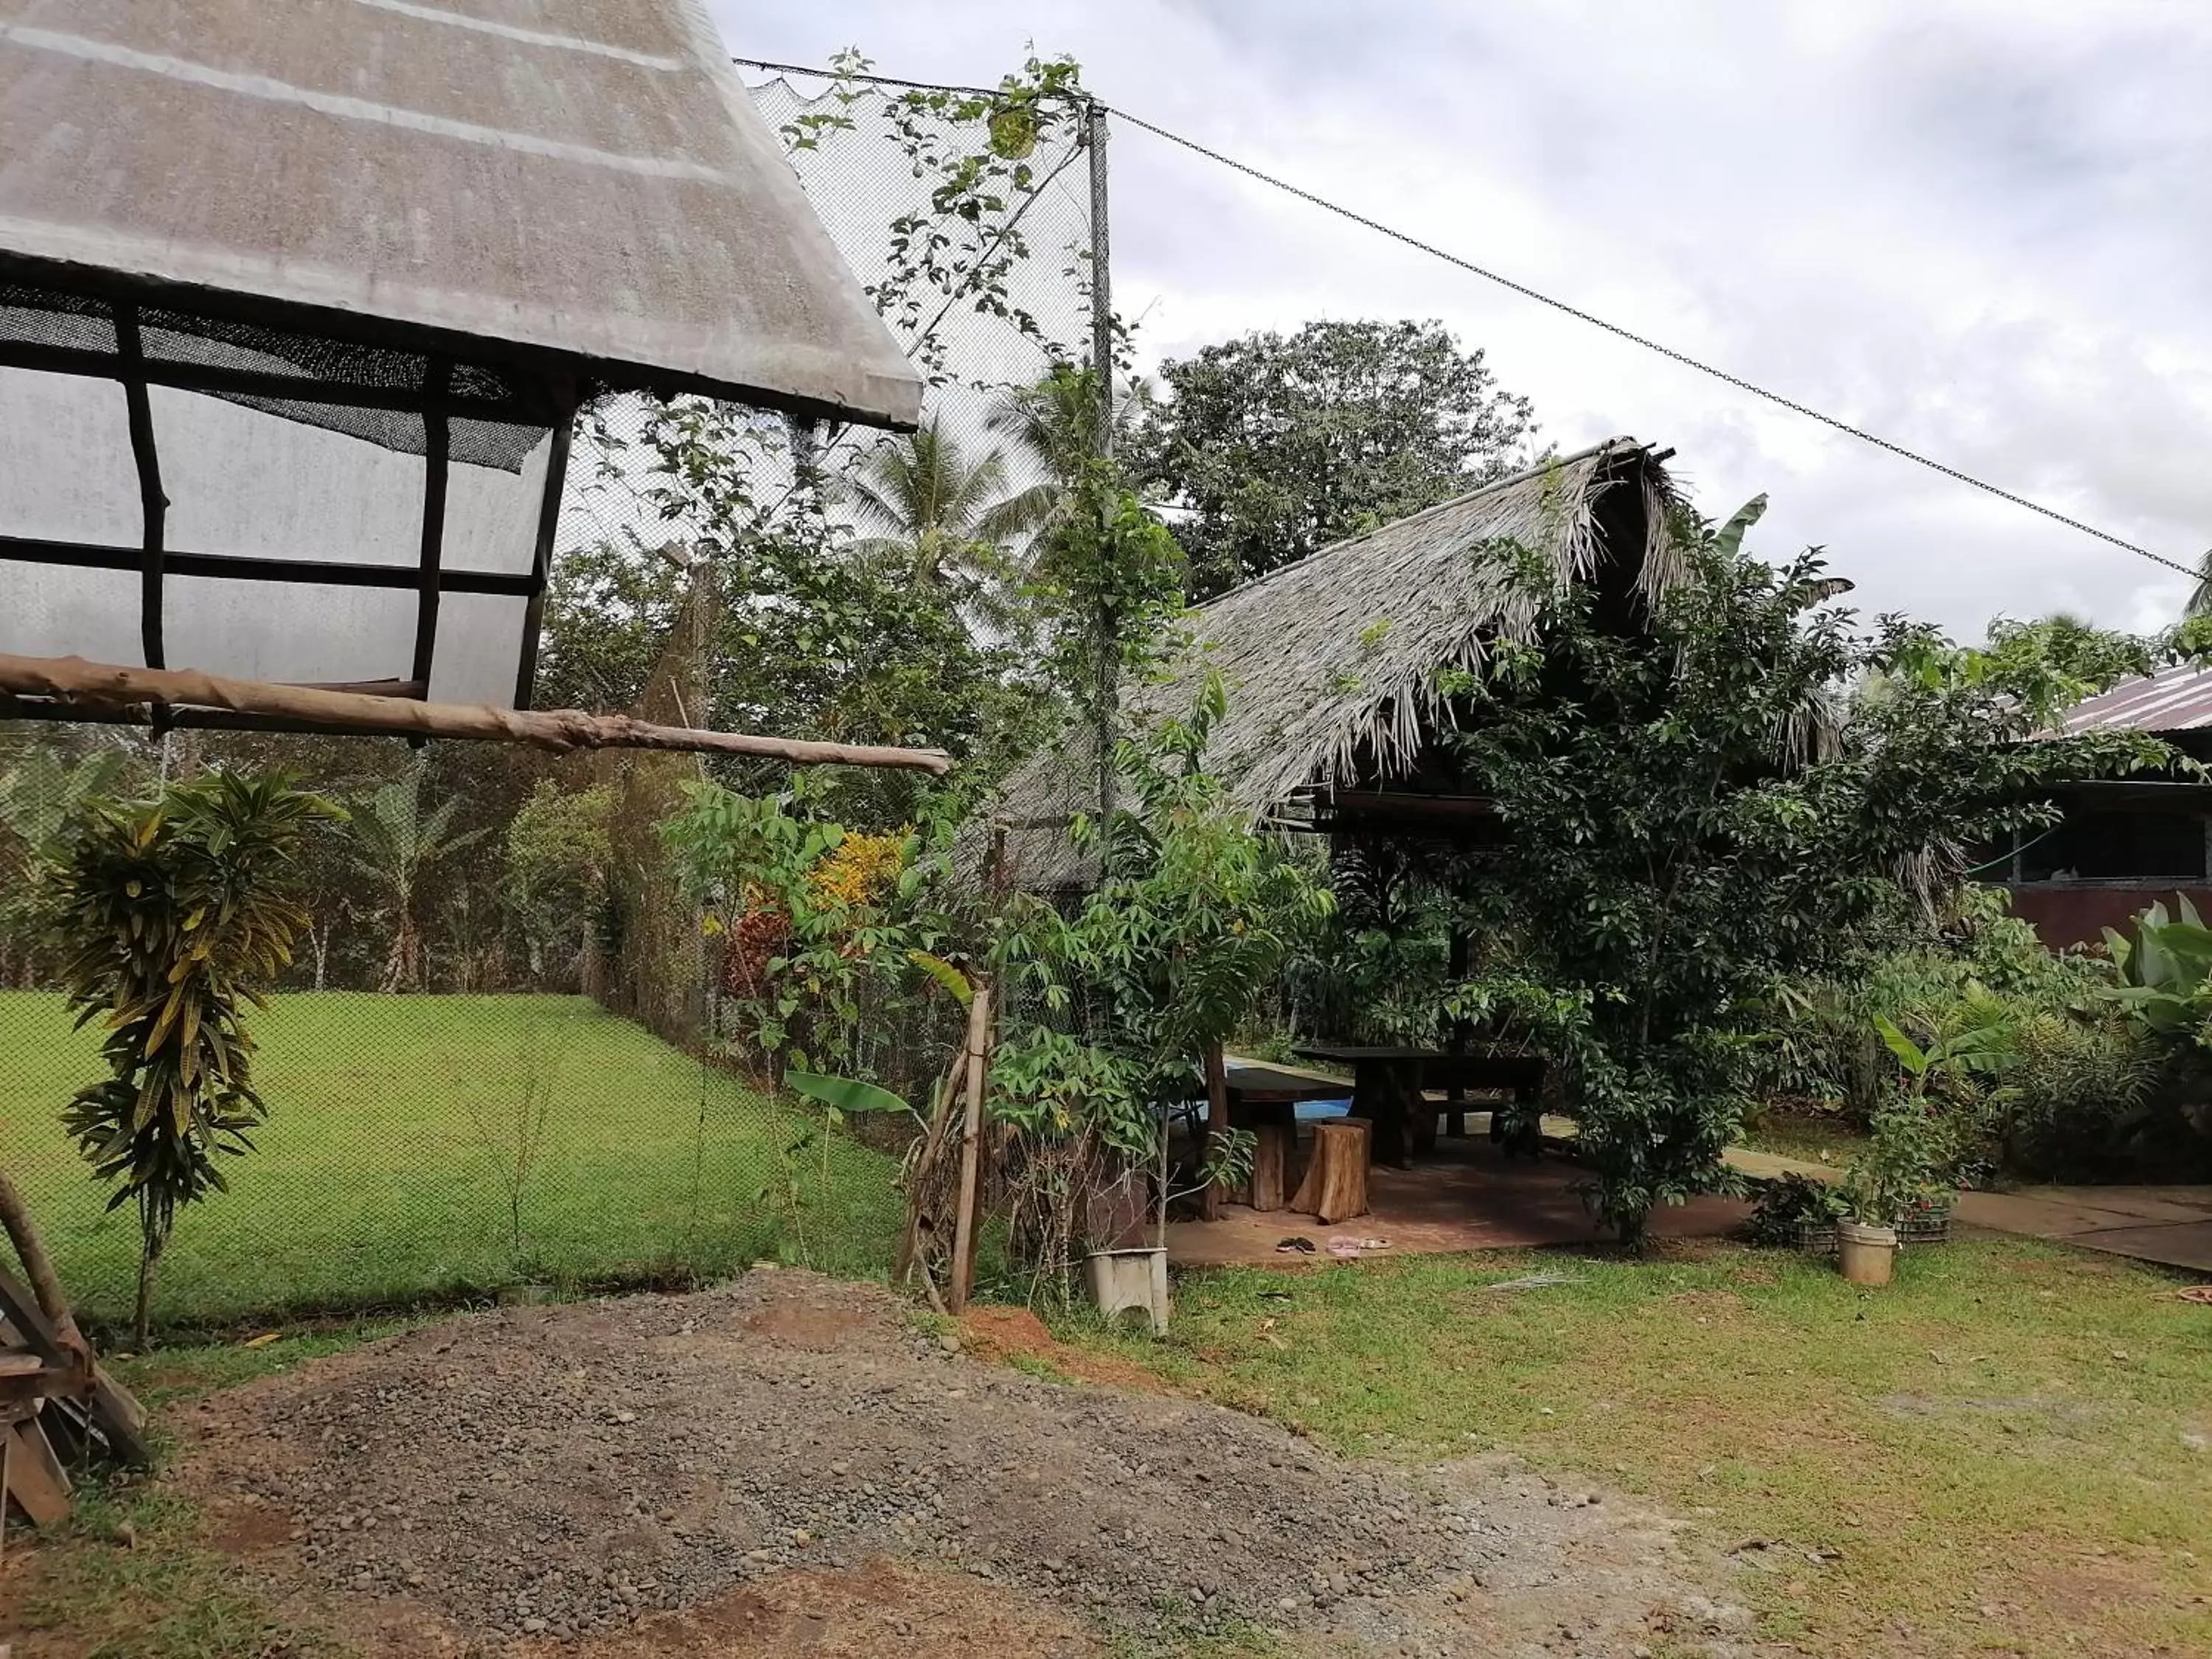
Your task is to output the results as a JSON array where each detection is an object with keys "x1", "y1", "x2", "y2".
[{"x1": 175, "y1": 1271, "x2": 1759, "y2": 1658}]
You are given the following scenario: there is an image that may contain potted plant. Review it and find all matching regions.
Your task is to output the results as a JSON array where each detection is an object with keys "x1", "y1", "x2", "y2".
[
  {"x1": 1742, "y1": 1172, "x2": 1845, "y2": 1252},
  {"x1": 1836, "y1": 1103, "x2": 1950, "y2": 1286}
]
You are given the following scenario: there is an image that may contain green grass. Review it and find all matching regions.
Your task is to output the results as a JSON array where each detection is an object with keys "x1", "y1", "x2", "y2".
[
  {"x1": 0, "y1": 991, "x2": 902, "y2": 1332},
  {"x1": 1737, "y1": 1106, "x2": 1868, "y2": 1167},
  {"x1": 1060, "y1": 1239, "x2": 2212, "y2": 1659}
]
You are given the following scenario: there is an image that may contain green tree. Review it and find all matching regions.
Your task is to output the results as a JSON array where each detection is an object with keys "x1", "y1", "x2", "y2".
[
  {"x1": 0, "y1": 733, "x2": 140, "y2": 986},
  {"x1": 988, "y1": 678, "x2": 1335, "y2": 1278},
  {"x1": 1026, "y1": 455, "x2": 1189, "y2": 818},
  {"x1": 1132, "y1": 319, "x2": 1537, "y2": 597},
  {"x1": 1442, "y1": 506, "x2": 2169, "y2": 1243},
  {"x1": 1980, "y1": 613, "x2": 2153, "y2": 709},
  {"x1": 637, "y1": 400, "x2": 1052, "y2": 830},
  {"x1": 984, "y1": 364, "x2": 1151, "y2": 574},
  {"x1": 347, "y1": 764, "x2": 490, "y2": 992},
  {"x1": 533, "y1": 538, "x2": 689, "y2": 714},
  {"x1": 504, "y1": 779, "x2": 613, "y2": 987},
  {"x1": 52, "y1": 770, "x2": 336, "y2": 1343},
  {"x1": 848, "y1": 418, "x2": 1032, "y2": 589}
]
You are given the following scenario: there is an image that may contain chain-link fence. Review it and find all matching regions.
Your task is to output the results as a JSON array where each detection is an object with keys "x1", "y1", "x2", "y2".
[
  {"x1": 0, "y1": 725, "x2": 900, "y2": 1338},
  {"x1": 0, "y1": 69, "x2": 1103, "y2": 1335}
]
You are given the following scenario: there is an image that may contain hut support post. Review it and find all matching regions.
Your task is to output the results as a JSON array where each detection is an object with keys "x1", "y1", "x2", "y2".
[{"x1": 1200, "y1": 1040, "x2": 1229, "y2": 1222}]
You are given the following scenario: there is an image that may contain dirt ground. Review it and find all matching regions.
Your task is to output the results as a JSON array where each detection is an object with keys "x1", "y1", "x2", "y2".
[{"x1": 137, "y1": 1270, "x2": 1773, "y2": 1658}]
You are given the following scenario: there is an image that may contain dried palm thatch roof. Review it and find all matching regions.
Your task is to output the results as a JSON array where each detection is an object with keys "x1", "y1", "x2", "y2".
[
  {"x1": 983, "y1": 437, "x2": 1680, "y2": 891},
  {"x1": 0, "y1": 0, "x2": 920, "y2": 425}
]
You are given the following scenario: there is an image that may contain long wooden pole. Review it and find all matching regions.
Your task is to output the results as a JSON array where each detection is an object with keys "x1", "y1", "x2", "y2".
[
  {"x1": 0, "y1": 655, "x2": 951, "y2": 773},
  {"x1": 947, "y1": 980, "x2": 992, "y2": 1315},
  {"x1": 0, "y1": 1164, "x2": 83, "y2": 1359}
]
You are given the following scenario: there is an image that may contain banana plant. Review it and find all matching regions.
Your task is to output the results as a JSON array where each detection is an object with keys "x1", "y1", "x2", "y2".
[
  {"x1": 1871, "y1": 1004, "x2": 2017, "y2": 1093},
  {"x1": 782, "y1": 1069, "x2": 927, "y2": 1133},
  {"x1": 2102, "y1": 897, "x2": 2212, "y2": 1034}
]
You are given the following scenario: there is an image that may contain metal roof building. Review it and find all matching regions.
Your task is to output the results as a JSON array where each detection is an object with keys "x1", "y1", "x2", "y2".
[{"x1": 2052, "y1": 663, "x2": 2212, "y2": 737}]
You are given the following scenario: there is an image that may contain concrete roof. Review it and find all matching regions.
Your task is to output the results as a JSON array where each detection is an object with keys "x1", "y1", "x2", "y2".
[{"x1": 0, "y1": 0, "x2": 921, "y2": 425}]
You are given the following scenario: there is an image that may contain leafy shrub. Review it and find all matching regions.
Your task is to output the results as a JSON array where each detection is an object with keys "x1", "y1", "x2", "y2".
[{"x1": 1741, "y1": 1173, "x2": 1843, "y2": 1247}]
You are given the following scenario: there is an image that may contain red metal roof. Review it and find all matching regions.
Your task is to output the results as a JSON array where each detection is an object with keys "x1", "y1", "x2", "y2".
[{"x1": 2055, "y1": 662, "x2": 2212, "y2": 735}]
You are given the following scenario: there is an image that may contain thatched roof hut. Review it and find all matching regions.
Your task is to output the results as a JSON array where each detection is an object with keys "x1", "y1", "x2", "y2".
[{"x1": 985, "y1": 437, "x2": 1681, "y2": 891}]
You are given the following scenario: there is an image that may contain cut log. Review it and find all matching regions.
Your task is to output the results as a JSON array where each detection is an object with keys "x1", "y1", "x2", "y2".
[
  {"x1": 0, "y1": 653, "x2": 952, "y2": 773},
  {"x1": 1290, "y1": 1120, "x2": 1371, "y2": 1225},
  {"x1": 1249, "y1": 1121, "x2": 1292, "y2": 1212}
]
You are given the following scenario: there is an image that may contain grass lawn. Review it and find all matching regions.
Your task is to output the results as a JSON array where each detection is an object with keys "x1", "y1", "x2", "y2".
[
  {"x1": 1736, "y1": 1106, "x2": 1868, "y2": 1169},
  {"x1": 1062, "y1": 1238, "x2": 2212, "y2": 1659},
  {"x1": 0, "y1": 991, "x2": 901, "y2": 1331}
]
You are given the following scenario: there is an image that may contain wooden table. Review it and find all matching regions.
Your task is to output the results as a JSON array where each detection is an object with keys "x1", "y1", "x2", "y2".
[
  {"x1": 1292, "y1": 1045, "x2": 1545, "y2": 1169},
  {"x1": 1219, "y1": 1058, "x2": 1349, "y2": 1211}
]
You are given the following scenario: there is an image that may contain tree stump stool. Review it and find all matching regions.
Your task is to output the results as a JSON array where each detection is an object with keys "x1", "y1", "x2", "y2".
[
  {"x1": 1248, "y1": 1121, "x2": 1293, "y2": 1211},
  {"x1": 1290, "y1": 1119, "x2": 1371, "y2": 1224}
]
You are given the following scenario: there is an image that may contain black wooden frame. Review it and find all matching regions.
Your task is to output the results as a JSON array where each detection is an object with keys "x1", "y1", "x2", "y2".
[{"x1": 0, "y1": 307, "x2": 577, "y2": 712}]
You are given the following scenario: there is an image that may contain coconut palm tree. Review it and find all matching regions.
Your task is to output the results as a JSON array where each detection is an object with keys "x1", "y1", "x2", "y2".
[
  {"x1": 847, "y1": 418, "x2": 1033, "y2": 588},
  {"x1": 347, "y1": 765, "x2": 487, "y2": 992},
  {"x1": 984, "y1": 364, "x2": 1152, "y2": 576},
  {"x1": 2189, "y1": 549, "x2": 2212, "y2": 619}
]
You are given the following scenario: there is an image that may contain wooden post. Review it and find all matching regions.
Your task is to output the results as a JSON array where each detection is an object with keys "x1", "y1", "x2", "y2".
[
  {"x1": 947, "y1": 980, "x2": 992, "y2": 1314},
  {"x1": 0, "y1": 1164, "x2": 83, "y2": 1358},
  {"x1": 1200, "y1": 1041, "x2": 1230, "y2": 1222}
]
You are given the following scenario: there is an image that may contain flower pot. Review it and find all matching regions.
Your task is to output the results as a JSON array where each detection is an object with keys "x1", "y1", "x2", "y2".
[
  {"x1": 1837, "y1": 1219, "x2": 1899, "y2": 1287},
  {"x1": 1084, "y1": 1246, "x2": 1169, "y2": 1334},
  {"x1": 1896, "y1": 1206, "x2": 1952, "y2": 1247},
  {"x1": 1796, "y1": 1219, "x2": 1839, "y2": 1255}
]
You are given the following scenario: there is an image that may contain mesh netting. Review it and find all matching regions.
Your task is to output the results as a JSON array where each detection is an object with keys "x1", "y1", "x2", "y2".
[
  {"x1": 555, "y1": 72, "x2": 1100, "y2": 568},
  {"x1": 0, "y1": 280, "x2": 550, "y2": 470}
]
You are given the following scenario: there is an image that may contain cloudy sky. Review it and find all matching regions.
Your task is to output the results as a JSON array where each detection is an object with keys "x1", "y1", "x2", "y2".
[{"x1": 714, "y1": 0, "x2": 2212, "y2": 639}]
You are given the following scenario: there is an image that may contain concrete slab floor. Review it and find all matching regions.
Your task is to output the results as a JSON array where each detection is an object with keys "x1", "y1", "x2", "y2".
[{"x1": 1165, "y1": 1119, "x2": 2212, "y2": 1275}]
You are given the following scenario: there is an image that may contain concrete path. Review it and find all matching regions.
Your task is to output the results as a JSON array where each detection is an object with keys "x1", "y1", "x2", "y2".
[{"x1": 1951, "y1": 1185, "x2": 2212, "y2": 1273}]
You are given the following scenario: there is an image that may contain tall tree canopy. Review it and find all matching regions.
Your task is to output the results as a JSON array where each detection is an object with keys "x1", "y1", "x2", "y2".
[
  {"x1": 1131, "y1": 319, "x2": 1537, "y2": 597},
  {"x1": 1441, "y1": 507, "x2": 2171, "y2": 1242}
]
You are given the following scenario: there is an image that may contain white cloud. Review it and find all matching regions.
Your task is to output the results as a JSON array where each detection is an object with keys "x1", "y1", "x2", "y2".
[{"x1": 714, "y1": 0, "x2": 2212, "y2": 638}]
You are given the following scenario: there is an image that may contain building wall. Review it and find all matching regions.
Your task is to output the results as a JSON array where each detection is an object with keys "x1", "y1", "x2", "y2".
[{"x1": 2005, "y1": 884, "x2": 2212, "y2": 949}]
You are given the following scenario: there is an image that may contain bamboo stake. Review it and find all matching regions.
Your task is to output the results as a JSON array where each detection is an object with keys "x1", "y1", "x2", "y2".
[
  {"x1": 947, "y1": 980, "x2": 992, "y2": 1315},
  {"x1": 0, "y1": 654, "x2": 950, "y2": 773}
]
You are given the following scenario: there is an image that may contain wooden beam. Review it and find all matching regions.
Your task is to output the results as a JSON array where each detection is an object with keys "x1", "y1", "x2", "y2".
[
  {"x1": 512, "y1": 398, "x2": 576, "y2": 709},
  {"x1": 408, "y1": 358, "x2": 452, "y2": 692},
  {"x1": 3, "y1": 1422, "x2": 74, "y2": 1526},
  {"x1": 0, "y1": 1166, "x2": 84, "y2": 1359},
  {"x1": 0, "y1": 654, "x2": 953, "y2": 773},
  {"x1": 0, "y1": 535, "x2": 536, "y2": 596}
]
